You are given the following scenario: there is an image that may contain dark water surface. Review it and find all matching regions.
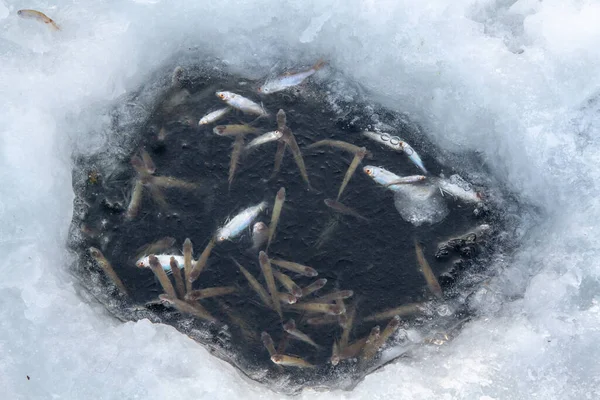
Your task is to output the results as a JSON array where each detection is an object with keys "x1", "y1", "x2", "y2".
[{"x1": 68, "y1": 59, "x2": 516, "y2": 393}]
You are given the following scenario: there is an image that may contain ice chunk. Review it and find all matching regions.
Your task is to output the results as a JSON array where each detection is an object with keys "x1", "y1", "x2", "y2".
[{"x1": 393, "y1": 184, "x2": 449, "y2": 226}]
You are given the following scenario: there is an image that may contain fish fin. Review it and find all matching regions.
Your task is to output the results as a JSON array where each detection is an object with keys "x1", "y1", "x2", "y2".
[{"x1": 439, "y1": 187, "x2": 456, "y2": 199}]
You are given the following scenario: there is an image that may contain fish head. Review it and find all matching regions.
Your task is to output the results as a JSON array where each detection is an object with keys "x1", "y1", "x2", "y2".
[
  {"x1": 88, "y1": 247, "x2": 101, "y2": 258},
  {"x1": 363, "y1": 165, "x2": 377, "y2": 177},
  {"x1": 216, "y1": 91, "x2": 233, "y2": 101},
  {"x1": 135, "y1": 258, "x2": 147, "y2": 268},
  {"x1": 252, "y1": 222, "x2": 268, "y2": 234},
  {"x1": 271, "y1": 354, "x2": 283, "y2": 363},
  {"x1": 257, "y1": 85, "x2": 270, "y2": 94},
  {"x1": 213, "y1": 126, "x2": 226, "y2": 136}
]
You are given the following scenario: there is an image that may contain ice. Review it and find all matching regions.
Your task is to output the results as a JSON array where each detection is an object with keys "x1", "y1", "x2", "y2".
[
  {"x1": 393, "y1": 184, "x2": 449, "y2": 226},
  {"x1": 2, "y1": 0, "x2": 600, "y2": 399}
]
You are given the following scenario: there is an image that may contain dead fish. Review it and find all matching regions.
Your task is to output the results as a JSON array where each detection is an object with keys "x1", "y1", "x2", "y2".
[
  {"x1": 301, "y1": 278, "x2": 328, "y2": 297},
  {"x1": 324, "y1": 199, "x2": 369, "y2": 222},
  {"x1": 228, "y1": 134, "x2": 245, "y2": 189},
  {"x1": 259, "y1": 251, "x2": 282, "y2": 318},
  {"x1": 363, "y1": 302, "x2": 427, "y2": 322},
  {"x1": 362, "y1": 131, "x2": 428, "y2": 174},
  {"x1": 213, "y1": 124, "x2": 260, "y2": 136},
  {"x1": 283, "y1": 319, "x2": 321, "y2": 349},
  {"x1": 148, "y1": 255, "x2": 177, "y2": 298},
  {"x1": 307, "y1": 139, "x2": 373, "y2": 158},
  {"x1": 233, "y1": 258, "x2": 272, "y2": 308},
  {"x1": 216, "y1": 201, "x2": 268, "y2": 242},
  {"x1": 273, "y1": 270, "x2": 303, "y2": 298},
  {"x1": 188, "y1": 238, "x2": 216, "y2": 283},
  {"x1": 199, "y1": 107, "x2": 231, "y2": 125},
  {"x1": 249, "y1": 222, "x2": 269, "y2": 252},
  {"x1": 415, "y1": 241, "x2": 443, "y2": 299},
  {"x1": 246, "y1": 130, "x2": 283, "y2": 150},
  {"x1": 185, "y1": 286, "x2": 237, "y2": 301},
  {"x1": 270, "y1": 258, "x2": 318, "y2": 277},
  {"x1": 383, "y1": 175, "x2": 427, "y2": 187},
  {"x1": 258, "y1": 60, "x2": 326, "y2": 94},
  {"x1": 88, "y1": 247, "x2": 128, "y2": 296},
  {"x1": 267, "y1": 187, "x2": 285, "y2": 250},
  {"x1": 337, "y1": 147, "x2": 368, "y2": 200},
  {"x1": 216, "y1": 91, "x2": 268, "y2": 116},
  {"x1": 286, "y1": 302, "x2": 344, "y2": 315},
  {"x1": 159, "y1": 294, "x2": 216, "y2": 322},
  {"x1": 17, "y1": 9, "x2": 60, "y2": 31},
  {"x1": 270, "y1": 354, "x2": 314, "y2": 368}
]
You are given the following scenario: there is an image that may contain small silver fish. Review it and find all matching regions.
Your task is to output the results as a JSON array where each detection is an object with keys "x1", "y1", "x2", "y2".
[
  {"x1": 362, "y1": 131, "x2": 428, "y2": 174},
  {"x1": 246, "y1": 131, "x2": 283, "y2": 150},
  {"x1": 199, "y1": 107, "x2": 231, "y2": 125},
  {"x1": 258, "y1": 60, "x2": 326, "y2": 94},
  {"x1": 216, "y1": 201, "x2": 267, "y2": 242},
  {"x1": 136, "y1": 254, "x2": 184, "y2": 274},
  {"x1": 216, "y1": 91, "x2": 268, "y2": 116}
]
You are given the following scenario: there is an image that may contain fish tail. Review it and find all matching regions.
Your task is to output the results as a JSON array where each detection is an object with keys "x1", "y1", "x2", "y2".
[
  {"x1": 48, "y1": 20, "x2": 61, "y2": 31},
  {"x1": 313, "y1": 59, "x2": 327, "y2": 71}
]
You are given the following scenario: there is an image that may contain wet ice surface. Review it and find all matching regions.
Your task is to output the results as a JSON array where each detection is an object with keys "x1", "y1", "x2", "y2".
[{"x1": 68, "y1": 60, "x2": 518, "y2": 392}]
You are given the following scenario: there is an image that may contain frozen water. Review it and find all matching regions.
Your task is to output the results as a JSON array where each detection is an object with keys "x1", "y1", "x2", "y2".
[
  {"x1": 393, "y1": 184, "x2": 449, "y2": 226},
  {"x1": 2, "y1": 0, "x2": 600, "y2": 399}
]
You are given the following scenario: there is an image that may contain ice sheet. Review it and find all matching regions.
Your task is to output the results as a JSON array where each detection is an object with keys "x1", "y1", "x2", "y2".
[{"x1": 2, "y1": 0, "x2": 600, "y2": 399}]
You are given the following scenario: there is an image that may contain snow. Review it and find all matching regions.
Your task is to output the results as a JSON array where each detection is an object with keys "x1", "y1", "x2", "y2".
[{"x1": 2, "y1": 0, "x2": 600, "y2": 399}]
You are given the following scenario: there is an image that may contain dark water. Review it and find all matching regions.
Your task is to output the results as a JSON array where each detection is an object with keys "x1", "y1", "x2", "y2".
[{"x1": 68, "y1": 60, "x2": 513, "y2": 393}]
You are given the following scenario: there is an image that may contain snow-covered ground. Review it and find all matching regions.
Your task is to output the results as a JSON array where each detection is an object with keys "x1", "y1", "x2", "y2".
[{"x1": 2, "y1": 0, "x2": 600, "y2": 398}]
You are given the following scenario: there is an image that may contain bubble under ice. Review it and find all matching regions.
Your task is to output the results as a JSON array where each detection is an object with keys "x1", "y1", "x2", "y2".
[{"x1": 1, "y1": 1, "x2": 600, "y2": 400}]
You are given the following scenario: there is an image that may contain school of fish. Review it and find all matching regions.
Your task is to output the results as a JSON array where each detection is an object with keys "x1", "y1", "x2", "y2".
[{"x1": 83, "y1": 61, "x2": 492, "y2": 376}]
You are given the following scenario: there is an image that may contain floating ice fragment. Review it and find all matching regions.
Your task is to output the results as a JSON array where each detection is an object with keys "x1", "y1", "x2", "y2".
[{"x1": 393, "y1": 183, "x2": 449, "y2": 226}]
